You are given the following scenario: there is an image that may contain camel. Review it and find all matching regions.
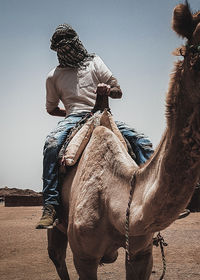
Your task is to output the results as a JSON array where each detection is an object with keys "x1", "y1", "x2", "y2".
[{"x1": 47, "y1": 2, "x2": 200, "y2": 280}]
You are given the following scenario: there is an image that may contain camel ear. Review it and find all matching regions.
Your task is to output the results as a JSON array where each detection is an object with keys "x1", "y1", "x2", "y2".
[{"x1": 172, "y1": 2, "x2": 193, "y2": 39}]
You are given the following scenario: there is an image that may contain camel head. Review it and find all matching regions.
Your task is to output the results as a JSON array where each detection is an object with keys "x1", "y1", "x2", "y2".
[
  {"x1": 172, "y1": 1, "x2": 200, "y2": 61},
  {"x1": 170, "y1": 1, "x2": 200, "y2": 104},
  {"x1": 164, "y1": 2, "x2": 200, "y2": 165},
  {"x1": 172, "y1": 1, "x2": 200, "y2": 42}
]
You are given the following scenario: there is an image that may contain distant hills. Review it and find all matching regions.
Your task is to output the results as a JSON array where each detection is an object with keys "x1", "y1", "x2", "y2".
[{"x1": 0, "y1": 187, "x2": 42, "y2": 197}]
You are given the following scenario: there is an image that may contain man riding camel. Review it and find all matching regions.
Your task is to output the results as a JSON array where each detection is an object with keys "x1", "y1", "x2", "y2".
[{"x1": 36, "y1": 24, "x2": 153, "y2": 229}]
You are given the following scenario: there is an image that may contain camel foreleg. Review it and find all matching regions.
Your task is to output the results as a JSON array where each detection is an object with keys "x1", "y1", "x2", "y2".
[
  {"x1": 73, "y1": 254, "x2": 99, "y2": 280},
  {"x1": 47, "y1": 227, "x2": 70, "y2": 280},
  {"x1": 125, "y1": 246, "x2": 153, "y2": 280}
]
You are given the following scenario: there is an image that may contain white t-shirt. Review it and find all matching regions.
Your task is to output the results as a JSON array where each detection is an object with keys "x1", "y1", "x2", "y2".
[{"x1": 46, "y1": 55, "x2": 113, "y2": 116}]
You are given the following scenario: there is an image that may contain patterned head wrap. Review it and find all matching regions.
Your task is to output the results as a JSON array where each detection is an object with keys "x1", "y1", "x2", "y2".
[{"x1": 50, "y1": 23, "x2": 94, "y2": 68}]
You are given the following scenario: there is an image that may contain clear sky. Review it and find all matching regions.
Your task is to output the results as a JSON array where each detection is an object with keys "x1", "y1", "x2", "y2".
[{"x1": 0, "y1": 0, "x2": 199, "y2": 191}]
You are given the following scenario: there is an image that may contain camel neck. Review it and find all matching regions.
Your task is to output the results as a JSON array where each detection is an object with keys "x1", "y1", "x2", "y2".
[{"x1": 130, "y1": 58, "x2": 200, "y2": 234}]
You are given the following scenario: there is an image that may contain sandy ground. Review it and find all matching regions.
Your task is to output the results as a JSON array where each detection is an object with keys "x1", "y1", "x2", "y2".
[{"x1": 0, "y1": 205, "x2": 199, "y2": 280}]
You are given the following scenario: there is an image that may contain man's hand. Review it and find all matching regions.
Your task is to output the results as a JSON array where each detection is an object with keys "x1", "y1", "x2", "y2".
[
  {"x1": 109, "y1": 87, "x2": 122, "y2": 99},
  {"x1": 96, "y1": 83, "x2": 122, "y2": 99},
  {"x1": 96, "y1": 83, "x2": 111, "y2": 96}
]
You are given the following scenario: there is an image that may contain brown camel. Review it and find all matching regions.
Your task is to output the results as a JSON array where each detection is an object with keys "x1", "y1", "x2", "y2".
[{"x1": 47, "y1": 2, "x2": 200, "y2": 280}]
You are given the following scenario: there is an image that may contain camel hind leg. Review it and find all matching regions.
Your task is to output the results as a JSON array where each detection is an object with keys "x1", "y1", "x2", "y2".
[{"x1": 47, "y1": 227, "x2": 70, "y2": 280}]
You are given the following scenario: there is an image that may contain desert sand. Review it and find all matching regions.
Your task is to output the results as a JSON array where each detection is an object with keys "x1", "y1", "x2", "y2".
[{"x1": 0, "y1": 205, "x2": 199, "y2": 280}]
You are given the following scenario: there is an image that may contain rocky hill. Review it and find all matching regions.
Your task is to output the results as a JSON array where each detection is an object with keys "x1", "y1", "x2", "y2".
[{"x1": 0, "y1": 187, "x2": 42, "y2": 197}]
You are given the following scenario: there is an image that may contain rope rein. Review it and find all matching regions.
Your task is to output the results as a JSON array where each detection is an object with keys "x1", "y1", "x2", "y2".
[
  {"x1": 153, "y1": 232, "x2": 168, "y2": 280},
  {"x1": 125, "y1": 174, "x2": 136, "y2": 263}
]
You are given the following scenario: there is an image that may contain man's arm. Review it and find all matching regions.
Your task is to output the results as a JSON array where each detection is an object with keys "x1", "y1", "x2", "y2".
[
  {"x1": 46, "y1": 75, "x2": 65, "y2": 116},
  {"x1": 93, "y1": 56, "x2": 122, "y2": 99},
  {"x1": 48, "y1": 107, "x2": 66, "y2": 117}
]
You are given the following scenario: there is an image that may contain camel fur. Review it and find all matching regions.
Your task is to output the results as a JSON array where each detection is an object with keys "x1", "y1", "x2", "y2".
[{"x1": 47, "y1": 2, "x2": 200, "y2": 280}]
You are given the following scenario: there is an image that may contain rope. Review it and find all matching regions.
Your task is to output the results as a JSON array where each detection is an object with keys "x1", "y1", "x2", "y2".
[
  {"x1": 125, "y1": 174, "x2": 136, "y2": 263},
  {"x1": 153, "y1": 232, "x2": 168, "y2": 280}
]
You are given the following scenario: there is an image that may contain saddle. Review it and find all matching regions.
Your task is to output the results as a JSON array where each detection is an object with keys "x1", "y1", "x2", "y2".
[{"x1": 61, "y1": 110, "x2": 128, "y2": 167}]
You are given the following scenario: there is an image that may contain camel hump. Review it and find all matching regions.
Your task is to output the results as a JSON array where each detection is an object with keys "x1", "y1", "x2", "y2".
[
  {"x1": 63, "y1": 110, "x2": 128, "y2": 166},
  {"x1": 100, "y1": 110, "x2": 127, "y2": 148}
]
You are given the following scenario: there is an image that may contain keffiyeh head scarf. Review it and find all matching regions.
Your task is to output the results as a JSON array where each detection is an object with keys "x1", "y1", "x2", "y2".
[{"x1": 50, "y1": 23, "x2": 94, "y2": 68}]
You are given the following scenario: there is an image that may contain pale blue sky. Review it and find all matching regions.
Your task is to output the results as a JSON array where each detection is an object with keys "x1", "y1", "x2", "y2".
[{"x1": 0, "y1": 0, "x2": 199, "y2": 191}]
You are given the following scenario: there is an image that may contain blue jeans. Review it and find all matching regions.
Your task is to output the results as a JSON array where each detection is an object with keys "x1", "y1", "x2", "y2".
[
  {"x1": 116, "y1": 121, "x2": 154, "y2": 165},
  {"x1": 42, "y1": 114, "x2": 154, "y2": 206},
  {"x1": 43, "y1": 113, "x2": 88, "y2": 206}
]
